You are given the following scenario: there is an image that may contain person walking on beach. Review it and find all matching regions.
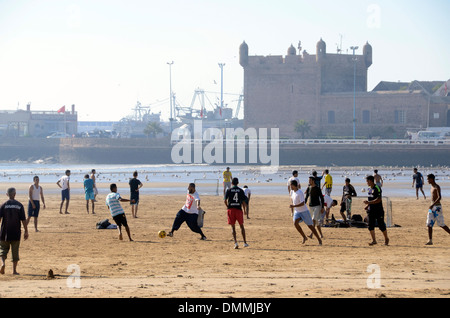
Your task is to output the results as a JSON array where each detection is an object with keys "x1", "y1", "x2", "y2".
[
  {"x1": 243, "y1": 185, "x2": 251, "y2": 219},
  {"x1": 84, "y1": 174, "x2": 95, "y2": 214},
  {"x1": 322, "y1": 169, "x2": 333, "y2": 196},
  {"x1": 27, "y1": 176, "x2": 46, "y2": 232},
  {"x1": 0, "y1": 187, "x2": 29, "y2": 275},
  {"x1": 106, "y1": 184, "x2": 134, "y2": 241},
  {"x1": 56, "y1": 170, "x2": 71, "y2": 214},
  {"x1": 364, "y1": 175, "x2": 389, "y2": 246},
  {"x1": 90, "y1": 169, "x2": 98, "y2": 201},
  {"x1": 340, "y1": 178, "x2": 357, "y2": 223},
  {"x1": 412, "y1": 168, "x2": 426, "y2": 200},
  {"x1": 129, "y1": 171, "x2": 143, "y2": 218},
  {"x1": 289, "y1": 180, "x2": 322, "y2": 245},
  {"x1": 373, "y1": 169, "x2": 383, "y2": 188},
  {"x1": 305, "y1": 176, "x2": 325, "y2": 238},
  {"x1": 224, "y1": 178, "x2": 248, "y2": 249},
  {"x1": 425, "y1": 174, "x2": 450, "y2": 245},
  {"x1": 167, "y1": 183, "x2": 207, "y2": 240},
  {"x1": 223, "y1": 167, "x2": 232, "y2": 198}
]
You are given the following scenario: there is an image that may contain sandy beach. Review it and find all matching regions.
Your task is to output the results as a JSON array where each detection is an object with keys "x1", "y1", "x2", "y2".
[{"x1": 0, "y1": 181, "x2": 449, "y2": 299}]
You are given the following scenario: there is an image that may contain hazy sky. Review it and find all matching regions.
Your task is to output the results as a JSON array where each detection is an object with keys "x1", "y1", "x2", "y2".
[{"x1": 0, "y1": 0, "x2": 448, "y2": 122}]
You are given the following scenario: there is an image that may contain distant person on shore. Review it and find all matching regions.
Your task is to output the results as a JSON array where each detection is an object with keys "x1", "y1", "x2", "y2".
[
  {"x1": 0, "y1": 187, "x2": 29, "y2": 275},
  {"x1": 322, "y1": 169, "x2": 333, "y2": 196},
  {"x1": 129, "y1": 171, "x2": 143, "y2": 218},
  {"x1": 364, "y1": 175, "x2": 389, "y2": 246},
  {"x1": 243, "y1": 185, "x2": 251, "y2": 219},
  {"x1": 27, "y1": 176, "x2": 46, "y2": 232},
  {"x1": 223, "y1": 167, "x2": 232, "y2": 198},
  {"x1": 224, "y1": 178, "x2": 248, "y2": 249},
  {"x1": 311, "y1": 170, "x2": 322, "y2": 188},
  {"x1": 84, "y1": 174, "x2": 95, "y2": 214},
  {"x1": 106, "y1": 184, "x2": 134, "y2": 241},
  {"x1": 56, "y1": 170, "x2": 71, "y2": 214},
  {"x1": 412, "y1": 168, "x2": 426, "y2": 200},
  {"x1": 425, "y1": 174, "x2": 450, "y2": 245},
  {"x1": 289, "y1": 180, "x2": 322, "y2": 245},
  {"x1": 91, "y1": 169, "x2": 98, "y2": 201},
  {"x1": 340, "y1": 178, "x2": 357, "y2": 223},
  {"x1": 167, "y1": 183, "x2": 207, "y2": 240},
  {"x1": 373, "y1": 170, "x2": 383, "y2": 188}
]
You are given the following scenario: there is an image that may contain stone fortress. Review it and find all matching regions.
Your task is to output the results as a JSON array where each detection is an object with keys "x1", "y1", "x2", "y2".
[{"x1": 239, "y1": 39, "x2": 450, "y2": 139}]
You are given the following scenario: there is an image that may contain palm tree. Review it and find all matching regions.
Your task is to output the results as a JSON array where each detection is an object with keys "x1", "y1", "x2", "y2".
[
  {"x1": 144, "y1": 121, "x2": 163, "y2": 138},
  {"x1": 294, "y1": 119, "x2": 311, "y2": 139}
]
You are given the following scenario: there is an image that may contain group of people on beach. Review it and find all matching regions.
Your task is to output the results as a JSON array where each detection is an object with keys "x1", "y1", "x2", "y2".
[{"x1": 0, "y1": 166, "x2": 449, "y2": 275}]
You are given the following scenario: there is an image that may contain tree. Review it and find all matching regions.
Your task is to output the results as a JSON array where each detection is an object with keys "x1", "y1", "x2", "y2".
[
  {"x1": 294, "y1": 119, "x2": 311, "y2": 139},
  {"x1": 144, "y1": 121, "x2": 163, "y2": 138}
]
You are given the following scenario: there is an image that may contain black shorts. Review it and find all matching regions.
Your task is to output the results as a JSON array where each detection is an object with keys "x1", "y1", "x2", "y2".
[
  {"x1": 368, "y1": 209, "x2": 386, "y2": 232},
  {"x1": 113, "y1": 213, "x2": 128, "y2": 227}
]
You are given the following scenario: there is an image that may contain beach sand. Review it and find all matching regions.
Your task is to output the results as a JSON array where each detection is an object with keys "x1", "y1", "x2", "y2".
[{"x1": 0, "y1": 182, "x2": 449, "y2": 298}]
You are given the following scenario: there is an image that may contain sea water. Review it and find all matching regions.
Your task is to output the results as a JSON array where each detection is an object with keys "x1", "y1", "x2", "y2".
[{"x1": 0, "y1": 162, "x2": 449, "y2": 198}]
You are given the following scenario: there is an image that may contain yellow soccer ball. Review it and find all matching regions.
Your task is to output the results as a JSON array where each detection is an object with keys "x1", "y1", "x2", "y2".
[{"x1": 158, "y1": 230, "x2": 166, "y2": 238}]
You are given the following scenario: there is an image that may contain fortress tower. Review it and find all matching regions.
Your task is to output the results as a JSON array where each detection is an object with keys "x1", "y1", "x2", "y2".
[{"x1": 240, "y1": 38, "x2": 374, "y2": 137}]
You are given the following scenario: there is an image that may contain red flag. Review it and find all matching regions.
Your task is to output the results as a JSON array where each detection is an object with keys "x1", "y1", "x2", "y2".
[
  {"x1": 57, "y1": 106, "x2": 65, "y2": 113},
  {"x1": 200, "y1": 107, "x2": 203, "y2": 118}
]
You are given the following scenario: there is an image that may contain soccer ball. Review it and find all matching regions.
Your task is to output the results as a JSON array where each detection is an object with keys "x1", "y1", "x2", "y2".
[
  {"x1": 361, "y1": 188, "x2": 366, "y2": 193},
  {"x1": 158, "y1": 230, "x2": 166, "y2": 238}
]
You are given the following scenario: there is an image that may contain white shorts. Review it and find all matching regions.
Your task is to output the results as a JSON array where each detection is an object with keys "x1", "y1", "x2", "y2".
[
  {"x1": 427, "y1": 205, "x2": 445, "y2": 227},
  {"x1": 293, "y1": 210, "x2": 313, "y2": 226},
  {"x1": 310, "y1": 205, "x2": 325, "y2": 222}
]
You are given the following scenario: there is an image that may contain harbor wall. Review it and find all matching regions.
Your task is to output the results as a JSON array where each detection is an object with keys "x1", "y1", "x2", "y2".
[{"x1": 0, "y1": 138, "x2": 449, "y2": 167}]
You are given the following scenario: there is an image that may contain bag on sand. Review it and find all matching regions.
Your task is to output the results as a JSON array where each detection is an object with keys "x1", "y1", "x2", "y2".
[{"x1": 96, "y1": 219, "x2": 111, "y2": 229}]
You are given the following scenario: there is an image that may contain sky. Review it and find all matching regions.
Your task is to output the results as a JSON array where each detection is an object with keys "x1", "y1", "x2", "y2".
[{"x1": 0, "y1": 0, "x2": 448, "y2": 122}]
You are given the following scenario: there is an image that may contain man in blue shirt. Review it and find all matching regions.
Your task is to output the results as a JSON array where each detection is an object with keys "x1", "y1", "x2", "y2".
[{"x1": 84, "y1": 174, "x2": 95, "y2": 214}]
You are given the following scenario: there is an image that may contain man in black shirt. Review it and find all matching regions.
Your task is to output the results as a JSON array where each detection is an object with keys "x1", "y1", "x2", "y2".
[
  {"x1": 305, "y1": 176, "x2": 325, "y2": 238},
  {"x1": 129, "y1": 171, "x2": 143, "y2": 218},
  {"x1": 364, "y1": 176, "x2": 389, "y2": 246},
  {"x1": 224, "y1": 178, "x2": 248, "y2": 249},
  {"x1": 0, "y1": 188, "x2": 29, "y2": 275}
]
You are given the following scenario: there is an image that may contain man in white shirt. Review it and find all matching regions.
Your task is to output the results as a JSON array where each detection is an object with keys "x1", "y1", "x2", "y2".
[
  {"x1": 168, "y1": 183, "x2": 207, "y2": 240},
  {"x1": 243, "y1": 185, "x2": 251, "y2": 219},
  {"x1": 289, "y1": 180, "x2": 322, "y2": 245},
  {"x1": 56, "y1": 170, "x2": 71, "y2": 214},
  {"x1": 323, "y1": 194, "x2": 338, "y2": 224}
]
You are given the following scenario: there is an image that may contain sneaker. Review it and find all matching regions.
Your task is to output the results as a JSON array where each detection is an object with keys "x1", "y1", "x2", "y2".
[
  {"x1": 234, "y1": 243, "x2": 239, "y2": 249},
  {"x1": 243, "y1": 243, "x2": 249, "y2": 247},
  {"x1": 200, "y1": 236, "x2": 207, "y2": 240},
  {"x1": 167, "y1": 232, "x2": 173, "y2": 237}
]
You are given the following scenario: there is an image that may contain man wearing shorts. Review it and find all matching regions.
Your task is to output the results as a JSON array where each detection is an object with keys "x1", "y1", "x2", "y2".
[
  {"x1": 106, "y1": 184, "x2": 133, "y2": 241},
  {"x1": 425, "y1": 174, "x2": 450, "y2": 245},
  {"x1": 340, "y1": 178, "x2": 357, "y2": 223},
  {"x1": 364, "y1": 175, "x2": 389, "y2": 246},
  {"x1": 129, "y1": 171, "x2": 143, "y2": 218},
  {"x1": 27, "y1": 176, "x2": 46, "y2": 232},
  {"x1": 305, "y1": 176, "x2": 325, "y2": 238},
  {"x1": 0, "y1": 188, "x2": 29, "y2": 275},
  {"x1": 412, "y1": 168, "x2": 426, "y2": 200},
  {"x1": 224, "y1": 178, "x2": 248, "y2": 249},
  {"x1": 84, "y1": 174, "x2": 95, "y2": 214},
  {"x1": 289, "y1": 180, "x2": 322, "y2": 245},
  {"x1": 56, "y1": 170, "x2": 71, "y2": 214},
  {"x1": 322, "y1": 169, "x2": 333, "y2": 196}
]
